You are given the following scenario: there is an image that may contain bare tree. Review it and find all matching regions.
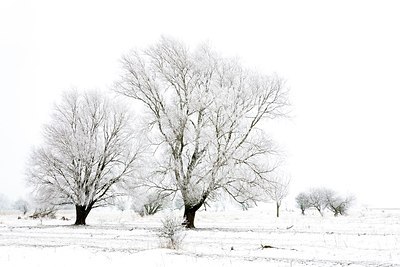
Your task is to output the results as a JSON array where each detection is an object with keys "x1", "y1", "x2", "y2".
[
  {"x1": 14, "y1": 198, "x2": 30, "y2": 215},
  {"x1": 266, "y1": 176, "x2": 290, "y2": 217},
  {"x1": 295, "y1": 192, "x2": 310, "y2": 215},
  {"x1": 115, "y1": 37, "x2": 288, "y2": 228},
  {"x1": 307, "y1": 188, "x2": 329, "y2": 216},
  {"x1": 325, "y1": 192, "x2": 355, "y2": 216},
  {"x1": 27, "y1": 90, "x2": 143, "y2": 225}
]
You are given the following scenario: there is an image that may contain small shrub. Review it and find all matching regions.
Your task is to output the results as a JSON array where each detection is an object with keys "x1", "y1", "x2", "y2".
[{"x1": 158, "y1": 215, "x2": 186, "y2": 249}]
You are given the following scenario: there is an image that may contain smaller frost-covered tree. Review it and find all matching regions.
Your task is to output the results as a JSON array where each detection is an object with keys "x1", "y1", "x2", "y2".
[
  {"x1": 266, "y1": 176, "x2": 290, "y2": 217},
  {"x1": 295, "y1": 192, "x2": 310, "y2": 215},
  {"x1": 325, "y1": 192, "x2": 355, "y2": 216},
  {"x1": 14, "y1": 198, "x2": 30, "y2": 215},
  {"x1": 131, "y1": 191, "x2": 167, "y2": 216},
  {"x1": 307, "y1": 188, "x2": 329, "y2": 216},
  {"x1": 27, "y1": 90, "x2": 143, "y2": 225}
]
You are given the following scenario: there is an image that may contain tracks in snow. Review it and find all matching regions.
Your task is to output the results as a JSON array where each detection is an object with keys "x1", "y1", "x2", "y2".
[{"x1": 0, "y1": 223, "x2": 398, "y2": 266}]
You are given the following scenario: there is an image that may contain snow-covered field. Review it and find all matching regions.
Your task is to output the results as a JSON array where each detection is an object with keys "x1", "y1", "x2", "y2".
[{"x1": 1, "y1": 205, "x2": 399, "y2": 267}]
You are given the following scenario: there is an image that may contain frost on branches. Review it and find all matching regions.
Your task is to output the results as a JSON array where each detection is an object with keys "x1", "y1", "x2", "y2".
[
  {"x1": 116, "y1": 37, "x2": 288, "y2": 228},
  {"x1": 27, "y1": 91, "x2": 143, "y2": 225}
]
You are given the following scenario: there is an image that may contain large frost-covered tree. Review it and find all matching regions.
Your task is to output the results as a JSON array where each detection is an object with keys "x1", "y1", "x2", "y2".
[
  {"x1": 27, "y1": 90, "x2": 142, "y2": 225},
  {"x1": 116, "y1": 37, "x2": 288, "y2": 228}
]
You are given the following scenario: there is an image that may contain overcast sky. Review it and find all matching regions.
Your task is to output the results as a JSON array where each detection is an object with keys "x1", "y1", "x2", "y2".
[{"x1": 1, "y1": 0, "x2": 399, "y2": 207}]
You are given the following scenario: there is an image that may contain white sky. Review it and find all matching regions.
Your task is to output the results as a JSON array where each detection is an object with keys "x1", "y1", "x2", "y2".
[{"x1": 1, "y1": 0, "x2": 399, "y2": 207}]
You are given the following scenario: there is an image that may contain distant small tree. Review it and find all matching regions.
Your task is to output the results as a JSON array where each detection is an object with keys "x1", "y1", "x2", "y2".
[
  {"x1": 307, "y1": 188, "x2": 329, "y2": 216},
  {"x1": 132, "y1": 191, "x2": 167, "y2": 216},
  {"x1": 295, "y1": 192, "x2": 310, "y2": 215},
  {"x1": 325, "y1": 193, "x2": 355, "y2": 216},
  {"x1": 266, "y1": 176, "x2": 290, "y2": 217},
  {"x1": 14, "y1": 198, "x2": 30, "y2": 215}
]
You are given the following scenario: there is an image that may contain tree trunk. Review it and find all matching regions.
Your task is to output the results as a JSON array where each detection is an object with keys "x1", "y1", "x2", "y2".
[
  {"x1": 276, "y1": 202, "x2": 280, "y2": 218},
  {"x1": 182, "y1": 195, "x2": 206, "y2": 228},
  {"x1": 183, "y1": 200, "x2": 205, "y2": 229},
  {"x1": 317, "y1": 207, "x2": 323, "y2": 217},
  {"x1": 183, "y1": 206, "x2": 198, "y2": 228},
  {"x1": 334, "y1": 210, "x2": 339, "y2": 217},
  {"x1": 74, "y1": 205, "x2": 92, "y2": 225},
  {"x1": 301, "y1": 208, "x2": 305, "y2": 215}
]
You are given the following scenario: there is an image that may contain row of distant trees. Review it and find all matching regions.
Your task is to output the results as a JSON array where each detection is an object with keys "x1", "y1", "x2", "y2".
[
  {"x1": 296, "y1": 188, "x2": 355, "y2": 216},
  {"x1": 26, "y1": 37, "x2": 289, "y2": 227},
  {"x1": 10, "y1": 185, "x2": 354, "y2": 219}
]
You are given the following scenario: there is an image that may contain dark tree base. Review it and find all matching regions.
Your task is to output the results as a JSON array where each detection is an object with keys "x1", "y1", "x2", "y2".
[
  {"x1": 74, "y1": 205, "x2": 92, "y2": 225},
  {"x1": 276, "y1": 203, "x2": 280, "y2": 218},
  {"x1": 182, "y1": 198, "x2": 206, "y2": 228},
  {"x1": 183, "y1": 208, "x2": 196, "y2": 228}
]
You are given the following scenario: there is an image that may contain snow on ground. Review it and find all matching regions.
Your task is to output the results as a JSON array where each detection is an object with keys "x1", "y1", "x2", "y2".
[{"x1": 0, "y1": 205, "x2": 399, "y2": 267}]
